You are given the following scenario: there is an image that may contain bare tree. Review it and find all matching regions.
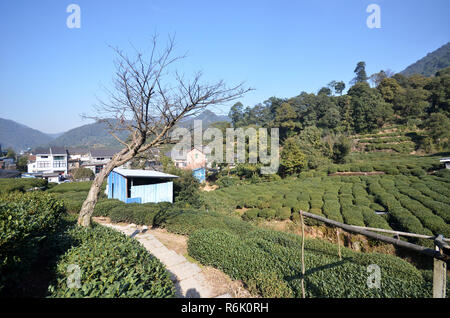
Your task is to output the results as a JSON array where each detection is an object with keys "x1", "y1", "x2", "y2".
[{"x1": 77, "y1": 36, "x2": 250, "y2": 227}]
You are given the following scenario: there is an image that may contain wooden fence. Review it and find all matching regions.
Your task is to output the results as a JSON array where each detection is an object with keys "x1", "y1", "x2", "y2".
[{"x1": 298, "y1": 210, "x2": 449, "y2": 298}]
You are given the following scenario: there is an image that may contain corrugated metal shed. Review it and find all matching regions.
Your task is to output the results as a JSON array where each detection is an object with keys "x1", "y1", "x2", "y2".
[
  {"x1": 113, "y1": 168, "x2": 178, "y2": 179},
  {"x1": 107, "y1": 169, "x2": 178, "y2": 204}
]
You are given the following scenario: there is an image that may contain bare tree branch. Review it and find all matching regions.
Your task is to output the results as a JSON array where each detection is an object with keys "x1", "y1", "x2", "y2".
[{"x1": 77, "y1": 35, "x2": 252, "y2": 227}]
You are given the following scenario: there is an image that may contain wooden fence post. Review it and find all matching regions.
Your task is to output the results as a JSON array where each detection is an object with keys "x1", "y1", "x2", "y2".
[
  {"x1": 433, "y1": 235, "x2": 447, "y2": 298},
  {"x1": 336, "y1": 228, "x2": 342, "y2": 261},
  {"x1": 300, "y1": 210, "x2": 306, "y2": 298}
]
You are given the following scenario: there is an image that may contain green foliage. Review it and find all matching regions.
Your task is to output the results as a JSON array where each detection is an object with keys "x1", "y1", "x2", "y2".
[
  {"x1": 108, "y1": 202, "x2": 171, "y2": 225},
  {"x1": 47, "y1": 224, "x2": 175, "y2": 298},
  {"x1": 72, "y1": 167, "x2": 95, "y2": 181},
  {"x1": 92, "y1": 199, "x2": 125, "y2": 217},
  {"x1": 204, "y1": 171, "x2": 450, "y2": 237},
  {"x1": 280, "y1": 138, "x2": 307, "y2": 176},
  {"x1": 188, "y1": 227, "x2": 434, "y2": 297},
  {"x1": 0, "y1": 192, "x2": 65, "y2": 294},
  {"x1": 0, "y1": 178, "x2": 47, "y2": 194}
]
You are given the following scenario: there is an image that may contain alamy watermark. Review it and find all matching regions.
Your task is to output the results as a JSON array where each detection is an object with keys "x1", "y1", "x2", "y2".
[
  {"x1": 67, "y1": 264, "x2": 81, "y2": 289},
  {"x1": 66, "y1": 4, "x2": 81, "y2": 29},
  {"x1": 366, "y1": 4, "x2": 381, "y2": 29},
  {"x1": 170, "y1": 120, "x2": 280, "y2": 174},
  {"x1": 367, "y1": 264, "x2": 381, "y2": 289}
]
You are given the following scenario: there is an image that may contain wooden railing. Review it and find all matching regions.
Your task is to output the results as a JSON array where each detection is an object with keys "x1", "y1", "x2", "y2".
[{"x1": 298, "y1": 210, "x2": 449, "y2": 298}]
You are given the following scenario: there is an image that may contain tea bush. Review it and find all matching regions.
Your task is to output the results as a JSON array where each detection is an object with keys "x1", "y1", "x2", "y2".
[
  {"x1": 188, "y1": 227, "x2": 437, "y2": 297},
  {"x1": 0, "y1": 178, "x2": 47, "y2": 194},
  {"x1": 0, "y1": 192, "x2": 65, "y2": 294},
  {"x1": 48, "y1": 224, "x2": 175, "y2": 298}
]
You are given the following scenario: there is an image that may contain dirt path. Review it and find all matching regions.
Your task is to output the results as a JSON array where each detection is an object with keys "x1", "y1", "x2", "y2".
[{"x1": 93, "y1": 217, "x2": 252, "y2": 298}]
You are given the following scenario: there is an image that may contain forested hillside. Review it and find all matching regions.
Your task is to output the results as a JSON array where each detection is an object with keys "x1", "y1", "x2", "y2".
[
  {"x1": 0, "y1": 118, "x2": 54, "y2": 151},
  {"x1": 226, "y1": 63, "x2": 449, "y2": 176},
  {"x1": 400, "y1": 42, "x2": 450, "y2": 77}
]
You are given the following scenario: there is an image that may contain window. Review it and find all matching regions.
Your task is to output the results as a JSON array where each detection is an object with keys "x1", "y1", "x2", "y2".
[
  {"x1": 37, "y1": 161, "x2": 50, "y2": 168},
  {"x1": 53, "y1": 161, "x2": 66, "y2": 168},
  {"x1": 54, "y1": 156, "x2": 65, "y2": 160},
  {"x1": 39, "y1": 156, "x2": 48, "y2": 159}
]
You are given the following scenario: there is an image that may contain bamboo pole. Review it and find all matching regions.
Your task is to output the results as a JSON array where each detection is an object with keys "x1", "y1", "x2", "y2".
[
  {"x1": 336, "y1": 228, "x2": 342, "y2": 261},
  {"x1": 299, "y1": 211, "x2": 449, "y2": 262},
  {"x1": 351, "y1": 225, "x2": 450, "y2": 243},
  {"x1": 300, "y1": 210, "x2": 306, "y2": 298}
]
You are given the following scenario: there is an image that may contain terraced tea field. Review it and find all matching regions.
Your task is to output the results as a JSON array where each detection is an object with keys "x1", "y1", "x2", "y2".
[{"x1": 204, "y1": 173, "x2": 450, "y2": 238}]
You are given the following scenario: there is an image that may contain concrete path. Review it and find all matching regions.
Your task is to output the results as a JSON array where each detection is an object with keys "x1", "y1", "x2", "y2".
[{"x1": 100, "y1": 222, "x2": 230, "y2": 298}]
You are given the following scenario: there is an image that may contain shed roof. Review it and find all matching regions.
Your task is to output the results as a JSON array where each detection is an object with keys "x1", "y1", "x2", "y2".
[
  {"x1": 440, "y1": 158, "x2": 450, "y2": 163},
  {"x1": 113, "y1": 168, "x2": 179, "y2": 179}
]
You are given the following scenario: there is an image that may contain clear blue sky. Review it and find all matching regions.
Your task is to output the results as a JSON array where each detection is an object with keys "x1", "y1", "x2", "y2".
[{"x1": 0, "y1": 0, "x2": 449, "y2": 133}]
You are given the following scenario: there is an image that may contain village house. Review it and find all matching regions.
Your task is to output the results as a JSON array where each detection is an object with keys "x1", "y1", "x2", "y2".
[
  {"x1": 27, "y1": 147, "x2": 69, "y2": 182},
  {"x1": 28, "y1": 147, "x2": 68, "y2": 175},
  {"x1": 81, "y1": 149, "x2": 119, "y2": 174},
  {"x1": 167, "y1": 146, "x2": 211, "y2": 170}
]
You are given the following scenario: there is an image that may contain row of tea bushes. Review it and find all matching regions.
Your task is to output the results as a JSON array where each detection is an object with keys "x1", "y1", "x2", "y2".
[
  {"x1": 0, "y1": 178, "x2": 48, "y2": 194},
  {"x1": 205, "y1": 173, "x2": 449, "y2": 237},
  {"x1": 48, "y1": 223, "x2": 175, "y2": 298},
  {"x1": 0, "y1": 192, "x2": 65, "y2": 295},
  {"x1": 188, "y1": 227, "x2": 440, "y2": 297}
]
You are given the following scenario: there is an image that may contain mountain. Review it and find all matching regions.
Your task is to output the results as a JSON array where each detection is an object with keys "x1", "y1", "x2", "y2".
[
  {"x1": 400, "y1": 42, "x2": 450, "y2": 77},
  {"x1": 50, "y1": 110, "x2": 229, "y2": 148},
  {"x1": 0, "y1": 118, "x2": 54, "y2": 151},
  {"x1": 46, "y1": 132, "x2": 64, "y2": 139},
  {"x1": 49, "y1": 120, "x2": 128, "y2": 149},
  {"x1": 1, "y1": 110, "x2": 230, "y2": 151},
  {"x1": 178, "y1": 109, "x2": 230, "y2": 129}
]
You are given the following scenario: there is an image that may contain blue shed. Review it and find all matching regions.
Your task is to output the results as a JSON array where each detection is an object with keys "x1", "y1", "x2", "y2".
[
  {"x1": 107, "y1": 168, "x2": 178, "y2": 204},
  {"x1": 192, "y1": 167, "x2": 206, "y2": 183}
]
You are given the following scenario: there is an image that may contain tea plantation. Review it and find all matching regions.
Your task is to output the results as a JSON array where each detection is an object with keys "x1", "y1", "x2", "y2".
[
  {"x1": 1, "y1": 173, "x2": 449, "y2": 298},
  {"x1": 203, "y1": 172, "x2": 450, "y2": 240}
]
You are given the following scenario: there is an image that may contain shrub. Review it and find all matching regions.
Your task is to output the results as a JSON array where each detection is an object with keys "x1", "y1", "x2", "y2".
[
  {"x1": 163, "y1": 210, "x2": 253, "y2": 236},
  {"x1": 275, "y1": 207, "x2": 292, "y2": 220},
  {"x1": 242, "y1": 209, "x2": 259, "y2": 221},
  {"x1": 72, "y1": 167, "x2": 95, "y2": 181},
  {"x1": 108, "y1": 203, "x2": 165, "y2": 225},
  {"x1": 48, "y1": 181, "x2": 99, "y2": 193},
  {"x1": 385, "y1": 168, "x2": 399, "y2": 175},
  {"x1": 0, "y1": 178, "x2": 47, "y2": 194},
  {"x1": 410, "y1": 168, "x2": 425, "y2": 177},
  {"x1": 47, "y1": 224, "x2": 175, "y2": 297},
  {"x1": 259, "y1": 208, "x2": 276, "y2": 220},
  {"x1": 93, "y1": 199, "x2": 125, "y2": 217},
  {"x1": 0, "y1": 192, "x2": 65, "y2": 294}
]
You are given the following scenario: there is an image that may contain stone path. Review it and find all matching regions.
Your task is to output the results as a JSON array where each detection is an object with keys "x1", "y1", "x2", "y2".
[{"x1": 99, "y1": 222, "x2": 230, "y2": 298}]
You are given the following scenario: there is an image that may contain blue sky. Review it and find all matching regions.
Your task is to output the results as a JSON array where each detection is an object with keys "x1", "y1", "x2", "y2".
[{"x1": 0, "y1": 0, "x2": 449, "y2": 133}]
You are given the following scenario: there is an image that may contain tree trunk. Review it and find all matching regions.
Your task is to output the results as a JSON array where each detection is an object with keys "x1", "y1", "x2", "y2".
[
  {"x1": 77, "y1": 167, "x2": 110, "y2": 227},
  {"x1": 77, "y1": 144, "x2": 140, "y2": 227}
]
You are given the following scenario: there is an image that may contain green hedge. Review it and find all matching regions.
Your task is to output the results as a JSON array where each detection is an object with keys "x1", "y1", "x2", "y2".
[
  {"x1": 0, "y1": 192, "x2": 65, "y2": 294},
  {"x1": 48, "y1": 224, "x2": 175, "y2": 298},
  {"x1": 0, "y1": 178, "x2": 48, "y2": 194}
]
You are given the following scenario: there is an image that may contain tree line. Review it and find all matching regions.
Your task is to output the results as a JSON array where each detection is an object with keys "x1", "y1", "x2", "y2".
[{"x1": 226, "y1": 62, "x2": 450, "y2": 177}]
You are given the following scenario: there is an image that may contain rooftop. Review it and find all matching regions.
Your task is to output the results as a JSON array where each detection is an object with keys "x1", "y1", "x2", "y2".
[
  {"x1": 90, "y1": 149, "x2": 119, "y2": 157},
  {"x1": 113, "y1": 168, "x2": 179, "y2": 179},
  {"x1": 439, "y1": 158, "x2": 450, "y2": 162}
]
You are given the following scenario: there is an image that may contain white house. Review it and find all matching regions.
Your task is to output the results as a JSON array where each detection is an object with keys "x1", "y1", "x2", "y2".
[{"x1": 27, "y1": 147, "x2": 69, "y2": 177}]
